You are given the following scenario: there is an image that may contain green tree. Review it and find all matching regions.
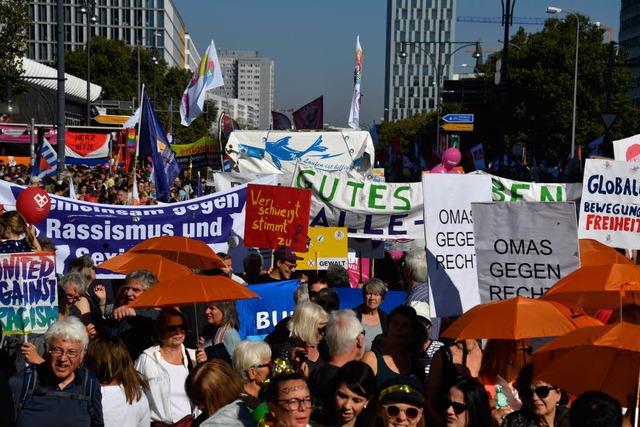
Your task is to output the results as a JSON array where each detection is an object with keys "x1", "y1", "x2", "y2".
[{"x1": 0, "y1": 0, "x2": 30, "y2": 98}]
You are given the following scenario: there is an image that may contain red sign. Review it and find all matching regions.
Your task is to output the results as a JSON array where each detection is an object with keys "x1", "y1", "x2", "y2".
[
  {"x1": 244, "y1": 184, "x2": 312, "y2": 252},
  {"x1": 66, "y1": 131, "x2": 110, "y2": 157}
]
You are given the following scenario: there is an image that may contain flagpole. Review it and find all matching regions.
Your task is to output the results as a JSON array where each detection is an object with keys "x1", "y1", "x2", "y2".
[{"x1": 217, "y1": 112, "x2": 225, "y2": 170}]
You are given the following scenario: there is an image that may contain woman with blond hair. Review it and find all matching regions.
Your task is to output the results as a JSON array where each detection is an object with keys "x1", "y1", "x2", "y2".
[
  {"x1": 0, "y1": 210, "x2": 41, "y2": 253},
  {"x1": 233, "y1": 340, "x2": 272, "y2": 411},
  {"x1": 185, "y1": 359, "x2": 255, "y2": 426},
  {"x1": 85, "y1": 335, "x2": 150, "y2": 427},
  {"x1": 272, "y1": 301, "x2": 329, "y2": 376}
]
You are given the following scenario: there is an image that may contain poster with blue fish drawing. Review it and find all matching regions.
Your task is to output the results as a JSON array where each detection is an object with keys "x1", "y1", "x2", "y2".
[{"x1": 225, "y1": 130, "x2": 375, "y2": 177}]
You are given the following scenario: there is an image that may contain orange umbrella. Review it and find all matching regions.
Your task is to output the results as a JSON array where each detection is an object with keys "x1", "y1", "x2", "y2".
[
  {"x1": 532, "y1": 322, "x2": 640, "y2": 406},
  {"x1": 440, "y1": 296, "x2": 602, "y2": 341},
  {"x1": 580, "y1": 250, "x2": 634, "y2": 267},
  {"x1": 127, "y1": 273, "x2": 259, "y2": 309},
  {"x1": 579, "y1": 238, "x2": 618, "y2": 255},
  {"x1": 542, "y1": 264, "x2": 640, "y2": 309},
  {"x1": 96, "y1": 253, "x2": 192, "y2": 281},
  {"x1": 128, "y1": 236, "x2": 226, "y2": 270}
]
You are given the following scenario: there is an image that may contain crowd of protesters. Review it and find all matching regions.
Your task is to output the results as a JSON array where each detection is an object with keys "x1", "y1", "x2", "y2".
[{"x1": 0, "y1": 216, "x2": 633, "y2": 427}]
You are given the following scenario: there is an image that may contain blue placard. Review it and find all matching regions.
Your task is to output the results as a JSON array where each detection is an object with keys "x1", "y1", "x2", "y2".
[{"x1": 442, "y1": 114, "x2": 474, "y2": 123}]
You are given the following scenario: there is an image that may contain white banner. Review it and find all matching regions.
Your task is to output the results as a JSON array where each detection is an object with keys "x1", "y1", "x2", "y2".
[
  {"x1": 488, "y1": 174, "x2": 582, "y2": 202},
  {"x1": 613, "y1": 134, "x2": 640, "y2": 162},
  {"x1": 292, "y1": 164, "x2": 423, "y2": 241},
  {"x1": 579, "y1": 159, "x2": 640, "y2": 248},
  {"x1": 212, "y1": 172, "x2": 290, "y2": 192},
  {"x1": 473, "y1": 202, "x2": 580, "y2": 303},
  {"x1": 423, "y1": 174, "x2": 493, "y2": 316}
]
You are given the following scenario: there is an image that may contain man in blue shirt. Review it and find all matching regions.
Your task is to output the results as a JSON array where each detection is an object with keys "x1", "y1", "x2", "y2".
[{"x1": 9, "y1": 316, "x2": 103, "y2": 427}]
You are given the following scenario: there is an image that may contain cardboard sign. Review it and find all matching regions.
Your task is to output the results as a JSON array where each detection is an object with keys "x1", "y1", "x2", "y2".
[
  {"x1": 423, "y1": 173, "x2": 493, "y2": 316},
  {"x1": 579, "y1": 159, "x2": 640, "y2": 248},
  {"x1": 0, "y1": 253, "x2": 58, "y2": 335},
  {"x1": 473, "y1": 202, "x2": 579, "y2": 303},
  {"x1": 244, "y1": 184, "x2": 312, "y2": 251},
  {"x1": 295, "y1": 227, "x2": 348, "y2": 270}
]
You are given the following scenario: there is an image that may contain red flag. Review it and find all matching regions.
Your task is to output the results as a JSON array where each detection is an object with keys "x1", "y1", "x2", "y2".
[
  {"x1": 293, "y1": 96, "x2": 323, "y2": 130},
  {"x1": 222, "y1": 114, "x2": 240, "y2": 140},
  {"x1": 272, "y1": 111, "x2": 292, "y2": 130}
]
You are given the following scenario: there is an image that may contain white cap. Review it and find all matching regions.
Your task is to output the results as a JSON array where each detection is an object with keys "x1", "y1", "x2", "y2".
[{"x1": 408, "y1": 300, "x2": 431, "y2": 323}]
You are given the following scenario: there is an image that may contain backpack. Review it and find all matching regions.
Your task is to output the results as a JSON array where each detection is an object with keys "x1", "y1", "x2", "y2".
[{"x1": 16, "y1": 365, "x2": 96, "y2": 418}]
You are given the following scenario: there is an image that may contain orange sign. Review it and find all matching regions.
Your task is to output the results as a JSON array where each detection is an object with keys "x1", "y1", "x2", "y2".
[{"x1": 244, "y1": 184, "x2": 312, "y2": 252}]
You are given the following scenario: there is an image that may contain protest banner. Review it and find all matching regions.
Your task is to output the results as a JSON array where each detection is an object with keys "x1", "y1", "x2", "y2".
[
  {"x1": 292, "y1": 164, "x2": 424, "y2": 242},
  {"x1": 579, "y1": 158, "x2": 640, "y2": 248},
  {"x1": 244, "y1": 183, "x2": 312, "y2": 252},
  {"x1": 237, "y1": 280, "x2": 405, "y2": 340},
  {"x1": 0, "y1": 253, "x2": 58, "y2": 335},
  {"x1": 489, "y1": 174, "x2": 582, "y2": 202},
  {"x1": 613, "y1": 134, "x2": 640, "y2": 162},
  {"x1": 296, "y1": 227, "x2": 348, "y2": 270},
  {"x1": 0, "y1": 176, "x2": 277, "y2": 274},
  {"x1": 212, "y1": 171, "x2": 292, "y2": 191},
  {"x1": 473, "y1": 201, "x2": 579, "y2": 303},
  {"x1": 423, "y1": 173, "x2": 493, "y2": 316},
  {"x1": 65, "y1": 130, "x2": 111, "y2": 159},
  {"x1": 172, "y1": 137, "x2": 222, "y2": 172}
]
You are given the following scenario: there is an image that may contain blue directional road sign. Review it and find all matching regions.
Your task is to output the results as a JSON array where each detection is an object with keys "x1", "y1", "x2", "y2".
[{"x1": 442, "y1": 114, "x2": 474, "y2": 123}]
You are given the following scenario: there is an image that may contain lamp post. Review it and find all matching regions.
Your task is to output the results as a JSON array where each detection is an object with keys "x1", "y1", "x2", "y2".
[
  {"x1": 80, "y1": 1, "x2": 97, "y2": 125},
  {"x1": 136, "y1": 31, "x2": 159, "y2": 108},
  {"x1": 547, "y1": 6, "x2": 580, "y2": 159},
  {"x1": 398, "y1": 41, "x2": 482, "y2": 149}
]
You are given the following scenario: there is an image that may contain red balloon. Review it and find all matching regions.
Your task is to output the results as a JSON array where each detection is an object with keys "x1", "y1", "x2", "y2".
[{"x1": 16, "y1": 187, "x2": 51, "y2": 223}]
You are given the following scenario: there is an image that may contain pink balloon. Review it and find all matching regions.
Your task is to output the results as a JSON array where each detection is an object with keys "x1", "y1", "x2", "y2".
[
  {"x1": 442, "y1": 147, "x2": 462, "y2": 170},
  {"x1": 430, "y1": 165, "x2": 447, "y2": 174},
  {"x1": 388, "y1": 251, "x2": 404, "y2": 261}
]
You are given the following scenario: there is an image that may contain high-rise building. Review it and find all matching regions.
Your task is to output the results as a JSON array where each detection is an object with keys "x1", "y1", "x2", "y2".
[
  {"x1": 27, "y1": 0, "x2": 198, "y2": 70},
  {"x1": 384, "y1": 0, "x2": 457, "y2": 122},
  {"x1": 621, "y1": 0, "x2": 640, "y2": 104},
  {"x1": 213, "y1": 50, "x2": 274, "y2": 130}
]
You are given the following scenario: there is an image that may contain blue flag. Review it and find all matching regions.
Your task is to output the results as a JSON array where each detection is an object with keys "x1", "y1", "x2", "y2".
[{"x1": 138, "y1": 88, "x2": 180, "y2": 202}]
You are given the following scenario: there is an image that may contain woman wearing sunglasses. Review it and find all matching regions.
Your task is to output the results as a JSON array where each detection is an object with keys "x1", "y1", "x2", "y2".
[
  {"x1": 376, "y1": 375, "x2": 425, "y2": 427},
  {"x1": 135, "y1": 308, "x2": 198, "y2": 426},
  {"x1": 444, "y1": 375, "x2": 493, "y2": 427},
  {"x1": 502, "y1": 364, "x2": 569, "y2": 427}
]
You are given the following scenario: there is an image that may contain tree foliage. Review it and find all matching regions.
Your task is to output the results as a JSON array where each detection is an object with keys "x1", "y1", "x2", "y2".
[
  {"x1": 0, "y1": 0, "x2": 30, "y2": 95},
  {"x1": 65, "y1": 37, "x2": 215, "y2": 143}
]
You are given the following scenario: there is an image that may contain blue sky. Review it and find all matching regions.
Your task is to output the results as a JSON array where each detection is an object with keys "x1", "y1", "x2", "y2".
[{"x1": 173, "y1": 0, "x2": 619, "y2": 129}]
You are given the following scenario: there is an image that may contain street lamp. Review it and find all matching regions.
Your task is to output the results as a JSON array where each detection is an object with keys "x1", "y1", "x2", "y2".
[
  {"x1": 136, "y1": 31, "x2": 160, "y2": 108},
  {"x1": 80, "y1": 1, "x2": 97, "y2": 125},
  {"x1": 547, "y1": 6, "x2": 580, "y2": 159},
  {"x1": 398, "y1": 41, "x2": 482, "y2": 149}
]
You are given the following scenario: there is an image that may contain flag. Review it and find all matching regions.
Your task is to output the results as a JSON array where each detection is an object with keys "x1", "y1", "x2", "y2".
[
  {"x1": 31, "y1": 140, "x2": 57, "y2": 180},
  {"x1": 222, "y1": 114, "x2": 240, "y2": 140},
  {"x1": 370, "y1": 123, "x2": 379, "y2": 146},
  {"x1": 293, "y1": 96, "x2": 323, "y2": 130},
  {"x1": 166, "y1": 97, "x2": 174, "y2": 143},
  {"x1": 180, "y1": 39, "x2": 225, "y2": 126},
  {"x1": 132, "y1": 174, "x2": 140, "y2": 206},
  {"x1": 68, "y1": 176, "x2": 76, "y2": 200},
  {"x1": 197, "y1": 171, "x2": 203, "y2": 197},
  {"x1": 139, "y1": 87, "x2": 181, "y2": 202},
  {"x1": 348, "y1": 36, "x2": 363, "y2": 129},
  {"x1": 272, "y1": 111, "x2": 292, "y2": 130},
  {"x1": 470, "y1": 143, "x2": 486, "y2": 171}
]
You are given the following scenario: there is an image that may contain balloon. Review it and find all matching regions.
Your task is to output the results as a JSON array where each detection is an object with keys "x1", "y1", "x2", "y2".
[
  {"x1": 442, "y1": 147, "x2": 462, "y2": 170},
  {"x1": 16, "y1": 187, "x2": 51, "y2": 223},
  {"x1": 430, "y1": 165, "x2": 447, "y2": 174},
  {"x1": 388, "y1": 251, "x2": 404, "y2": 261}
]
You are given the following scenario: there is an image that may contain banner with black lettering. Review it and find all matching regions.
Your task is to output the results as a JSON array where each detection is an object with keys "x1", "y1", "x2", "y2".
[
  {"x1": 0, "y1": 253, "x2": 58, "y2": 335},
  {"x1": 423, "y1": 174, "x2": 493, "y2": 316},
  {"x1": 579, "y1": 159, "x2": 640, "y2": 248},
  {"x1": 473, "y1": 202, "x2": 579, "y2": 303}
]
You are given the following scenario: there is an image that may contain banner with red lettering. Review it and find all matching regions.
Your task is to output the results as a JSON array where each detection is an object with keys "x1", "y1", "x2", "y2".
[
  {"x1": 65, "y1": 131, "x2": 111, "y2": 159},
  {"x1": 244, "y1": 183, "x2": 312, "y2": 251}
]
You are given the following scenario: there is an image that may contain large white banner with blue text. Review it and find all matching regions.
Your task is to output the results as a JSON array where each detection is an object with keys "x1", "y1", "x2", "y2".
[{"x1": 579, "y1": 158, "x2": 640, "y2": 248}]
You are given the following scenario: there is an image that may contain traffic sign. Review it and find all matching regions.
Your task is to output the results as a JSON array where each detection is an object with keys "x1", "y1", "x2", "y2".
[
  {"x1": 442, "y1": 123, "x2": 474, "y2": 131},
  {"x1": 442, "y1": 114, "x2": 474, "y2": 123},
  {"x1": 599, "y1": 112, "x2": 618, "y2": 131},
  {"x1": 94, "y1": 115, "x2": 130, "y2": 125}
]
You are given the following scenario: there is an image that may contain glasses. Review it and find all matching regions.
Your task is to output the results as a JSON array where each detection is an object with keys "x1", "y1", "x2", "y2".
[
  {"x1": 532, "y1": 386, "x2": 558, "y2": 399},
  {"x1": 444, "y1": 400, "x2": 468, "y2": 415},
  {"x1": 166, "y1": 324, "x2": 187, "y2": 332},
  {"x1": 317, "y1": 326, "x2": 326, "y2": 335},
  {"x1": 65, "y1": 293, "x2": 81, "y2": 302},
  {"x1": 383, "y1": 404, "x2": 421, "y2": 420},
  {"x1": 283, "y1": 262, "x2": 297, "y2": 269},
  {"x1": 278, "y1": 396, "x2": 314, "y2": 411},
  {"x1": 48, "y1": 347, "x2": 81, "y2": 359},
  {"x1": 255, "y1": 362, "x2": 272, "y2": 369}
]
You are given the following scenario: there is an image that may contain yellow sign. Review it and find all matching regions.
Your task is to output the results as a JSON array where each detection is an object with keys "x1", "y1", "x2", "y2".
[
  {"x1": 442, "y1": 123, "x2": 474, "y2": 131},
  {"x1": 94, "y1": 115, "x2": 130, "y2": 125},
  {"x1": 296, "y1": 227, "x2": 348, "y2": 270}
]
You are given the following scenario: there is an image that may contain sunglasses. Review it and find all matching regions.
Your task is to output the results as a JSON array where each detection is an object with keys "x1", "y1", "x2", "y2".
[
  {"x1": 166, "y1": 324, "x2": 187, "y2": 332},
  {"x1": 532, "y1": 386, "x2": 558, "y2": 399},
  {"x1": 444, "y1": 400, "x2": 468, "y2": 415},
  {"x1": 383, "y1": 404, "x2": 421, "y2": 420},
  {"x1": 308, "y1": 290, "x2": 318, "y2": 298}
]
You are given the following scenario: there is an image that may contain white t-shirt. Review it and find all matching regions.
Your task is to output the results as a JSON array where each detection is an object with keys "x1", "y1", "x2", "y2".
[
  {"x1": 101, "y1": 384, "x2": 150, "y2": 427},
  {"x1": 159, "y1": 358, "x2": 192, "y2": 422}
]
